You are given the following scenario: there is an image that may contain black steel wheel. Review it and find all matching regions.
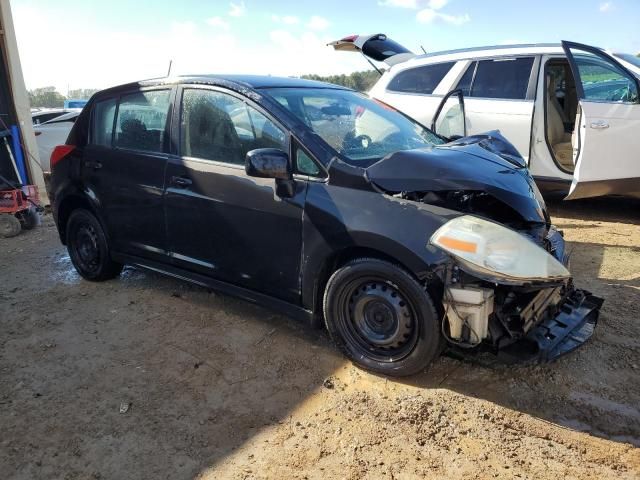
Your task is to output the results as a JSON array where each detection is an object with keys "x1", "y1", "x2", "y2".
[
  {"x1": 323, "y1": 258, "x2": 442, "y2": 377},
  {"x1": 66, "y1": 209, "x2": 123, "y2": 281},
  {"x1": 0, "y1": 214, "x2": 22, "y2": 238}
]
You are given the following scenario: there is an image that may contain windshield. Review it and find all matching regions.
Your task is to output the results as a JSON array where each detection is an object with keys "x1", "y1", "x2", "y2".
[
  {"x1": 263, "y1": 87, "x2": 443, "y2": 166},
  {"x1": 613, "y1": 53, "x2": 640, "y2": 69}
]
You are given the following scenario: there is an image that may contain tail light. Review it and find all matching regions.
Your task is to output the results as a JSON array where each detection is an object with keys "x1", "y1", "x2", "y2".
[{"x1": 50, "y1": 145, "x2": 76, "y2": 170}]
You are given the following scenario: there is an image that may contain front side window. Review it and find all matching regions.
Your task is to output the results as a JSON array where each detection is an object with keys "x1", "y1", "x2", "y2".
[
  {"x1": 92, "y1": 98, "x2": 117, "y2": 147},
  {"x1": 114, "y1": 90, "x2": 170, "y2": 153},
  {"x1": 387, "y1": 62, "x2": 455, "y2": 94},
  {"x1": 457, "y1": 57, "x2": 534, "y2": 100},
  {"x1": 571, "y1": 52, "x2": 639, "y2": 103},
  {"x1": 266, "y1": 87, "x2": 443, "y2": 166},
  {"x1": 181, "y1": 89, "x2": 287, "y2": 165}
]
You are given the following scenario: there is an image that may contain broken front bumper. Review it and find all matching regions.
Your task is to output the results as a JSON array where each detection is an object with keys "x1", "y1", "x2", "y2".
[
  {"x1": 514, "y1": 289, "x2": 603, "y2": 363},
  {"x1": 447, "y1": 288, "x2": 604, "y2": 365}
]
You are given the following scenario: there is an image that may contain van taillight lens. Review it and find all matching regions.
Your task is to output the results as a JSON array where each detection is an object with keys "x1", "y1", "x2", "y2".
[{"x1": 50, "y1": 145, "x2": 75, "y2": 170}]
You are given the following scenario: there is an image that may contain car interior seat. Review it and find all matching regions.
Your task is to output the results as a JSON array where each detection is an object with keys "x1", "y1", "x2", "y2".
[{"x1": 546, "y1": 75, "x2": 575, "y2": 171}]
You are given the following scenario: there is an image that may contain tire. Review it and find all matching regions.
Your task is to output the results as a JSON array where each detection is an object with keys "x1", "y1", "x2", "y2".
[
  {"x1": 66, "y1": 209, "x2": 123, "y2": 281},
  {"x1": 17, "y1": 207, "x2": 39, "y2": 230},
  {"x1": 0, "y1": 214, "x2": 22, "y2": 238},
  {"x1": 323, "y1": 258, "x2": 442, "y2": 377}
]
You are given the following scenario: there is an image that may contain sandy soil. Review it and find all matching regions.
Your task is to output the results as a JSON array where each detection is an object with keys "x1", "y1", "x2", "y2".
[{"x1": 1, "y1": 196, "x2": 639, "y2": 480}]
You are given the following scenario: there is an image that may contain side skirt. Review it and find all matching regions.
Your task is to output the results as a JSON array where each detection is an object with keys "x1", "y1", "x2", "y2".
[{"x1": 112, "y1": 252, "x2": 317, "y2": 327}]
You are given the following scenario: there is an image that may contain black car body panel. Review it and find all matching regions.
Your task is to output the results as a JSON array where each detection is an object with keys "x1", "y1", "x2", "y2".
[{"x1": 49, "y1": 75, "x2": 602, "y2": 367}]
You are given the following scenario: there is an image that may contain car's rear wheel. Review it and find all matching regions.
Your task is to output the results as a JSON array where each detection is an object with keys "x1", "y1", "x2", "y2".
[
  {"x1": 66, "y1": 209, "x2": 122, "y2": 281},
  {"x1": 323, "y1": 258, "x2": 442, "y2": 377}
]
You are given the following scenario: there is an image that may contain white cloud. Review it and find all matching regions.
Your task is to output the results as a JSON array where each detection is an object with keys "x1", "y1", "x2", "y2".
[
  {"x1": 228, "y1": 1, "x2": 246, "y2": 17},
  {"x1": 378, "y1": 0, "x2": 447, "y2": 9},
  {"x1": 272, "y1": 15, "x2": 300, "y2": 25},
  {"x1": 428, "y1": 0, "x2": 449, "y2": 9},
  {"x1": 599, "y1": 2, "x2": 613, "y2": 11},
  {"x1": 416, "y1": 8, "x2": 470, "y2": 25},
  {"x1": 12, "y1": 4, "x2": 364, "y2": 93},
  {"x1": 378, "y1": 0, "x2": 421, "y2": 7},
  {"x1": 307, "y1": 15, "x2": 330, "y2": 31},
  {"x1": 206, "y1": 16, "x2": 230, "y2": 30}
]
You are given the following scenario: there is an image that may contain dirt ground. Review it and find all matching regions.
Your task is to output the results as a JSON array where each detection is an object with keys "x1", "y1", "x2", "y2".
[{"x1": 1, "y1": 196, "x2": 639, "y2": 480}]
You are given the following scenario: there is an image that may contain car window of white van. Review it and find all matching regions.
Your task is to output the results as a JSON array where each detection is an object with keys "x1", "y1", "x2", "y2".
[
  {"x1": 92, "y1": 98, "x2": 117, "y2": 147},
  {"x1": 457, "y1": 57, "x2": 534, "y2": 100},
  {"x1": 387, "y1": 62, "x2": 456, "y2": 94},
  {"x1": 573, "y1": 54, "x2": 639, "y2": 103},
  {"x1": 114, "y1": 90, "x2": 170, "y2": 153},
  {"x1": 180, "y1": 89, "x2": 287, "y2": 165}
]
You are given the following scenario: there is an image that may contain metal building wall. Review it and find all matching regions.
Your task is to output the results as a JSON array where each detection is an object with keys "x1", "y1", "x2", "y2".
[{"x1": 0, "y1": 0, "x2": 47, "y2": 200}]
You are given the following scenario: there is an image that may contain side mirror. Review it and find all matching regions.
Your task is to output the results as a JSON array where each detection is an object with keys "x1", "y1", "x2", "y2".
[
  {"x1": 432, "y1": 89, "x2": 466, "y2": 141},
  {"x1": 245, "y1": 148, "x2": 291, "y2": 180}
]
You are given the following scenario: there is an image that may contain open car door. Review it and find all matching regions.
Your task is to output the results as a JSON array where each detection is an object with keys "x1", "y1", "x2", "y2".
[
  {"x1": 562, "y1": 40, "x2": 640, "y2": 199},
  {"x1": 328, "y1": 34, "x2": 415, "y2": 67},
  {"x1": 431, "y1": 89, "x2": 466, "y2": 140}
]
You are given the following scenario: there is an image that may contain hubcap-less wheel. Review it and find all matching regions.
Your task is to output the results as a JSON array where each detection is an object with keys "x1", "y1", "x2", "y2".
[
  {"x1": 323, "y1": 258, "x2": 442, "y2": 377},
  {"x1": 73, "y1": 223, "x2": 101, "y2": 274},
  {"x1": 66, "y1": 209, "x2": 123, "y2": 281},
  {"x1": 341, "y1": 277, "x2": 419, "y2": 362}
]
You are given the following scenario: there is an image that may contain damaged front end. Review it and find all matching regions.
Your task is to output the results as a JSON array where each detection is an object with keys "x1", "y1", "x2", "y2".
[{"x1": 366, "y1": 132, "x2": 603, "y2": 363}]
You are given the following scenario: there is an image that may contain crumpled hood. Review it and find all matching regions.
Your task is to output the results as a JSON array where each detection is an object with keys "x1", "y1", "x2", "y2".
[{"x1": 366, "y1": 131, "x2": 548, "y2": 223}]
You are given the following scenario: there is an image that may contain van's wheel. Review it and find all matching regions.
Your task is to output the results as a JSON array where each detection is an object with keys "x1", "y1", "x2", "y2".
[
  {"x1": 0, "y1": 214, "x2": 22, "y2": 238},
  {"x1": 66, "y1": 209, "x2": 123, "y2": 281},
  {"x1": 323, "y1": 258, "x2": 442, "y2": 377}
]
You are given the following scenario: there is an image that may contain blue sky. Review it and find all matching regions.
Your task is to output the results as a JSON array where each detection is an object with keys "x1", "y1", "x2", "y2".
[{"x1": 11, "y1": 0, "x2": 640, "y2": 93}]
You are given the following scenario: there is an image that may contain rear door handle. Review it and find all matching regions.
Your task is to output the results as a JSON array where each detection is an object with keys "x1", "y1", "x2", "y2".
[
  {"x1": 85, "y1": 160, "x2": 102, "y2": 170},
  {"x1": 171, "y1": 176, "x2": 192, "y2": 188},
  {"x1": 590, "y1": 120, "x2": 609, "y2": 129}
]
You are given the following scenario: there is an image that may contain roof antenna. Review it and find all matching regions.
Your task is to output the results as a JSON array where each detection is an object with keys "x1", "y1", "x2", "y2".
[
  {"x1": 361, "y1": 52, "x2": 383, "y2": 76},
  {"x1": 167, "y1": 60, "x2": 173, "y2": 77},
  {"x1": 420, "y1": 45, "x2": 427, "y2": 54}
]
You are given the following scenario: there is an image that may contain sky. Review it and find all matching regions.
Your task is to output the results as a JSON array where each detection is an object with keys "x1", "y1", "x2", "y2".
[{"x1": 10, "y1": 0, "x2": 640, "y2": 94}]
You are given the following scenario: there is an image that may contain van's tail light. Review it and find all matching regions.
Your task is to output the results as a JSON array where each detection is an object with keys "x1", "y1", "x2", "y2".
[{"x1": 50, "y1": 145, "x2": 76, "y2": 170}]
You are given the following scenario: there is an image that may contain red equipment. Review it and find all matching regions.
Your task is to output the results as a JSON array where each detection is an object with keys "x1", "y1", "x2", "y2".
[{"x1": 0, "y1": 185, "x2": 40, "y2": 238}]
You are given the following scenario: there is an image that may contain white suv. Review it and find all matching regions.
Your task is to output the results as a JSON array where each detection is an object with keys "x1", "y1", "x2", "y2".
[{"x1": 331, "y1": 35, "x2": 640, "y2": 199}]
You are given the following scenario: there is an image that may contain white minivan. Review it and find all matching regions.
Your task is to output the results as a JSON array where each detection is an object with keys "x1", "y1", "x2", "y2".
[{"x1": 331, "y1": 35, "x2": 640, "y2": 199}]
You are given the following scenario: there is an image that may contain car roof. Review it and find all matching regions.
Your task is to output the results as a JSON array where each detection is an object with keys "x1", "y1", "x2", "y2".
[
  {"x1": 398, "y1": 43, "x2": 566, "y2": 69},
  {"x1": 96, "y1": 74, "x2": 350, "y2": 98}
]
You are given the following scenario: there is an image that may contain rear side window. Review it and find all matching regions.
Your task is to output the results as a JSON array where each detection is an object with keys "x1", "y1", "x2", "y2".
[
  {"x1": 387, "y1": 62, "x2": 455, "y2": 94},
  {"x1": 457, "y1": 57, "x2": 534, "y2": 100},
  {"x1": 114, "y1": 90, "x2": 171, "y2": 153},
  {"x1": 92, "y1": 99, "x2": 116, "y2": 146}
]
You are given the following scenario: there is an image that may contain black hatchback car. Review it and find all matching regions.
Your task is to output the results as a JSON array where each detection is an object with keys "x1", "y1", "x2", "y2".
[{"x1": 49, "y1": 75, "x2": 602, "y2": 376}]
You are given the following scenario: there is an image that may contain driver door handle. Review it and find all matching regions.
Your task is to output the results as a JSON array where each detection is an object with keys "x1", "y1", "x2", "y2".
[
  {"x1": 590, "y1": 120, "x2": 609, "y2": 130},
  {"x1": 171, "y1": 176, "x2": 192, "y2": 188}
]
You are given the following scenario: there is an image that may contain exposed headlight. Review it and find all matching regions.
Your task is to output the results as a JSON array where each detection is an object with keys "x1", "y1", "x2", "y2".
[{"x1": 430, "y1": 215, "x2": 570, "y2": 282}]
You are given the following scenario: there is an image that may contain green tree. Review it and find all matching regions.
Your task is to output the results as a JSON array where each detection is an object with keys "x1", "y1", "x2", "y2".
[
  {"x1": 67, "y1": 88, "x2": 99, "y2": 100},
  {"x1": 301, "y1": 70, "x2": 381, "y2": 92},
  {"x1": 28, "y1": 87, "x2": 65, "y2": 108}
]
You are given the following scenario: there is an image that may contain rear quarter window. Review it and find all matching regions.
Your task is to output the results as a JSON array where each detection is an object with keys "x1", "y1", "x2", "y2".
[
  {"x1": 387, "y1": 62, "x2": 455, "y2": 94},
  {"x1": 92, "y1": 98, "x2": 117, "y2": 147}
]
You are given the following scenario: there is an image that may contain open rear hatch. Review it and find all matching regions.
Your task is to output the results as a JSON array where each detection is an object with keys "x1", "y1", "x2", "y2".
[{"x1": 328, "y1": 34, "x2": 416, "y2": 67}]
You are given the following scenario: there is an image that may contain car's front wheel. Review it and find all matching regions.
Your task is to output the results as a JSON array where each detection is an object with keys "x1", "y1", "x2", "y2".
[
  {"x1": 66, "y1": 209, "x2": 123, "y2": 281},
  {"x1": 323, "y1": 258, "x2": 442, "y2": 377}
]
